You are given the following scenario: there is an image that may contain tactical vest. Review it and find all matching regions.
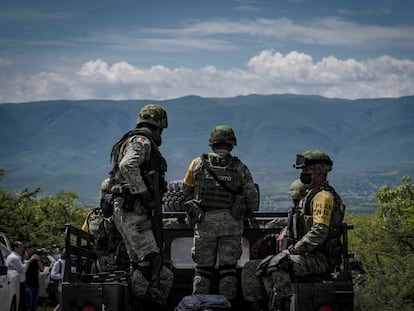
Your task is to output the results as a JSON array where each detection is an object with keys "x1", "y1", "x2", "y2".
[
  {"x1": 110, "y1": 128, "x2": 167, "y2": 198},
  {"x1": 293, "y1": 182, "x2": 345, "y2": 267},
  {"x1": 193, "y1": 153, "x2": 242, "y2": 210}
]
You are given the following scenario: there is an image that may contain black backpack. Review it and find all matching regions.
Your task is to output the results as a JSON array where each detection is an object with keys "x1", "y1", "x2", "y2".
[{"x1": 175, "y1": 295, "x2": 231, "y2": 311}]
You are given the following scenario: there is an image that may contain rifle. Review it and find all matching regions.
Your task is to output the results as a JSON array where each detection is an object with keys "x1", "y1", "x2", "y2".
[
  {"x1": 149, "y1": 169, "x2": 163, "y2": 251},
  {"x1": 281, "y1": 206, "x2": 294, "y2": 251}
]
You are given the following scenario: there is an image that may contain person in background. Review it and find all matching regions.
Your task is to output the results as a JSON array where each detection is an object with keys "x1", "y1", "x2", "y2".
[
  {"x1": 81, "y1": 178, "x2": 110, "y2": 233},
  {"x1": 24, "y1": 242, "x2": 44, "y2": 311},
  {"x1": 6, "y1": 241, "x2": 40, "y2": 311},
  {"x1": 242, "y1": 179, "x2": 308, "y2": 311},
  {"x1": 182, "y1": 125, "x2": 259, "y2": 303},
  {"x1": 50, "y1": 247, "x2": 66, "y2": 311},
  {"x1": 276, "y1": 179, "x2": 309, "y2": 251},
  {"x1": 83, "y1": 178, "x2": 130, "y2": 273}
]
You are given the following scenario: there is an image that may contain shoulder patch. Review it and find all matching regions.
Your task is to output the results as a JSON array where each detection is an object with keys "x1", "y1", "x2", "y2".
[
  {"x1": 183, "y1": 160, "x2": 196, "y2": 187},
  {"x1": 129, "y1": 135, "x2": 151, "y2": 148},
  {"x1": 312, "y1": 190, "x2": 334, "y2": 226},
  {"x1": 132, "y1": 136, "x2": 146, "y2": 144}
]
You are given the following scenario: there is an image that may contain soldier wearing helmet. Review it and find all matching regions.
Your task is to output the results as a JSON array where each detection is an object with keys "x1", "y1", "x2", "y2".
[
  {"x1": 288, "y1": 178, "x2": 308, "y2": 208},
  {"x1": 274, "y1": 179, "x2": 309, "y2": 252},
  {"x1": 182, "y1": 125, "x2": 259, "y2": 302},
  {"x1": 257, "y1": 150, "x2": 345, "y2": 310},
  {"x1": 242, "y1": 179, "x2": 308, "y2": 311},
  {"x1": 108, "y1": 104, "x2": 173, "y2": 307}
]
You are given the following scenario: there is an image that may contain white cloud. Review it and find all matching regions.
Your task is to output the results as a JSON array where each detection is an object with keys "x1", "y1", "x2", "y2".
[
  {"x1": 144, "y1": 17, "x2": 414, "y2": 50},
  {"x1": 0, "y1": 51, "x2": 413, "y2": 103},
  {"x1": 75, "y1": 17, "x2": 414, "y2": 56}
]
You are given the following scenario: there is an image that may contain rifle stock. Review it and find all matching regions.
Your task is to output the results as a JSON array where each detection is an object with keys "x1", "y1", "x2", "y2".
[
  {"x1": 281, "y1": 207, "x2": 294, "y2": 251},
  {"x1": 151, "y1": 170, "x2": 163, "y2": 250}
]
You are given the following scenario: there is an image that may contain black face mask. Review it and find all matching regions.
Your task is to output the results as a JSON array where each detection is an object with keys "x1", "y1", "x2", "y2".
[{"x1": 300, "y1": 173, "x2": 312, "y2": 185}]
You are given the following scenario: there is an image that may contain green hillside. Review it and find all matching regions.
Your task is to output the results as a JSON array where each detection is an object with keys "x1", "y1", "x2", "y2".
[{"x1": 0, "y1": 94, "x2": 413, "y2": 212}]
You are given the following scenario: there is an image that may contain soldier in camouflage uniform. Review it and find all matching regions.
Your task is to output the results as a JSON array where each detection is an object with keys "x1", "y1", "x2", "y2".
[
  {"x1": 182, "y1": 125, "x2": 259, "y2": 302},
  {"x1": 288, "y1": 179, "x2": 308, "y2": 209},
  {"x1": 276, "y1": 179, "x2": 308, "y2": 251},
  {"x1": 109, "y1": 104, "x2": 173, "y2": 306},
  {"x1": 81, "y1": 178, "x2": 111, "y2": 233},
  {"x1": 81, "y1": 178, "x2": 129, "y2": 273},
  {"x1": 242, "y1": 179, "x2": 308, "y2": 311},
  {"x1": 256, "y1": 150, "x2": 345, "y2": 310}
]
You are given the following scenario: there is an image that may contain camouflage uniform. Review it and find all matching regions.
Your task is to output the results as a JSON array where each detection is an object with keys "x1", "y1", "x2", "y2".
[
  {"x1": 81, "y1": 178, "x2": 111, "y2": 233},
  {"x1": 242, "y1": 179, "x2": 308, "y2": 309},
  {"x1": 183, "y1": 125, "x2": 259, "y2": 301},
  {"x1": 110, "y1": 104, "x2": 173, "y2": 304},
  {"x1": 256, "y1": 150, "x2": 345, "y2": 310},
  {"x1": 80, "y1": 179, "x2": 130, "y2": 273},
  {"x1": 288, "y1": 179, "x2": 308, "y2": 207}
]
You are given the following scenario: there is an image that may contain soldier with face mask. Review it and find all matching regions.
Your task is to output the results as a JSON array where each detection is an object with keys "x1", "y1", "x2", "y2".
[
  {"x1": 183, "y1": 125, "x2": 259, "y2": 303},
  {"x1": 256, "y1": 150, "x2": 345, "y2": 311},
  {"x1": 242, "y1": 179, "x2": 308, "y2": 311}
]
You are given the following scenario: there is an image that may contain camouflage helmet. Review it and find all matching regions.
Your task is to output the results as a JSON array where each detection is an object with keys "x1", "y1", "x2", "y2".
[
  {"x1": 293, "y1": 150, "x2": 333, "y2": 174},
  {"x1": 136, "y1": 104, "x2": 168, "y2": 128},
  {"x1": 289, "y1": 179, "x2": 308, "y2": 200},
  {"x1": 208, "y1": 125, "x2": 237, "y2": 147},
  {"x1": 100, "y1": 178, "x2": 110, "y2": 198}
]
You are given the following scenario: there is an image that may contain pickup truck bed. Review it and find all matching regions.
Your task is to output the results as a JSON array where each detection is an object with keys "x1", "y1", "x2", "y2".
[{"x1": 62, "y1": 211, "x2": 354, "y2": 311}]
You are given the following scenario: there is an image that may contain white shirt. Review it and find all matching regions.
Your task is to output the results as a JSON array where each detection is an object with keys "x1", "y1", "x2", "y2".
[
  {"x1": 6, "y1": 251, "x2": 29, "y2": 283},
  {"x1": 50, "y1": 259, "x2": 65, "y2": 292}
]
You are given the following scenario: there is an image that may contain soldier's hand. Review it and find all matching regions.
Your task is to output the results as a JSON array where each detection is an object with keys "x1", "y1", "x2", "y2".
[{"x1": 277, "y1": 227, "x2": 287, "y2": 250}]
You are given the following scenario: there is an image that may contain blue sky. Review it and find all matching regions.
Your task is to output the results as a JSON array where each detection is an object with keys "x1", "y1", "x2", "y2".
[{"x1": 1, "y1": 0, "x2": 414, "y2": 103}]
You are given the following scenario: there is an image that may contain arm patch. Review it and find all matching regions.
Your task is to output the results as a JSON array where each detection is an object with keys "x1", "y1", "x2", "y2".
[
  {"x1": 312, "y1": 190, "x2": 334, "y2": 226},
  {"x1": 183, "y1": 160, "x2": 196, "y2": 187},
  {"x1": 131, "y1": 135, "x2": 150, "y2": 145}
]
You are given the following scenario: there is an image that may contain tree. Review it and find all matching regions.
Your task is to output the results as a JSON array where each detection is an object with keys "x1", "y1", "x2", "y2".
[
  {"x1": 0, "y1": 168, "x2": 87, "y2": 249},
  {"x1": 347, "y1": 176, "x2": 414, "y2": 310}
]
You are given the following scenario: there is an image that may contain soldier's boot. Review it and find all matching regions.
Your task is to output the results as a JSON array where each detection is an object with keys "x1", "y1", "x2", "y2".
[{"x1": 136, "y1": 252, "x2": 161, "y2": 286}]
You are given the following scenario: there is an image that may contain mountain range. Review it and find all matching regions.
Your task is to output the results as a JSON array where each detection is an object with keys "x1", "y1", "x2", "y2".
[{"x1": 0, "y1": 94, "x2": 413, "y2": 213}]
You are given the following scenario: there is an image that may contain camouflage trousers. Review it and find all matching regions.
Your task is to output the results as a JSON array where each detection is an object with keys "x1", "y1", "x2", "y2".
[
  {"x1": 113, "y1": 200, "x2": 159, "y2": 262},
  {"x1": 192, "y1": 209, "x2": 243, "y2": 300},
  {"x1": 242, "y1": 252, "x2": 329, "y2": 302},
  {"x1": 131, "y1": 265, "x2": 174, "y2": 305}
]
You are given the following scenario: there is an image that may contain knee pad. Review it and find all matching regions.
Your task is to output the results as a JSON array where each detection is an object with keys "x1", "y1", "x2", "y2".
[
  {"x1": 195, "y1": 265, "x2": 214, "y2": 280},
  {"x1": 218, "y1": 264, "x2": 237, "y2": 279},
  {"x1": 130, "y1": 269, "x2": 149, "y2": 298},
  {"x1": 139, "y1": 252, "x2": 162, "y2": 287}
]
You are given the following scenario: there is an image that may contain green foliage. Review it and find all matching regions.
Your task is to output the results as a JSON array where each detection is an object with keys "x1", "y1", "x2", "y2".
[
  {"x1": 0, "y1": 168, "x2": 87, "y2": 248},
  {"x1": 347, "y1": 176, "x2": 414, "y2": 310}
]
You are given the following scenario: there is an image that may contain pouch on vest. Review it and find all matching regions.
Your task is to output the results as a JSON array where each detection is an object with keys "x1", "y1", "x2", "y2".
[
  {"x1": 184, "y1": 199, "x2": 204, "y2": 226},
  {"x1": 88, "y1": 212, "x2": 104, "y2": 236},
  {"x1": 100, "y1": 193, "x2": 114, "y2": 217},
  {"x1": 115, "y1": 188, "x2": 138, "y2": 211},
  {"x1": 230, "y1": 194, "x2": 245, "y2": 219}
]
